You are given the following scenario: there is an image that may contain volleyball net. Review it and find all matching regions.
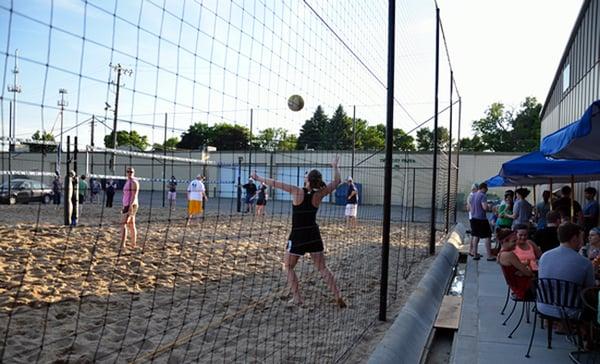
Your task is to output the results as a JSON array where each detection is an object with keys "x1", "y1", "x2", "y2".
[{"x1": 0, "y1": 0, "x2": 461, "y2": 362}]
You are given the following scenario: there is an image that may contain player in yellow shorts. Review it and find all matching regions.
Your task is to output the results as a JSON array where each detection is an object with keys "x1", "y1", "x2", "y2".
[{"x1": 187, "y1": 174, "x2": 208, "y2": 223}]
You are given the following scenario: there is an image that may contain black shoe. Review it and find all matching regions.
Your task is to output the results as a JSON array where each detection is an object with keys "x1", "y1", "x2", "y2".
[
  {"x1": 486, "y1": 257, "x2": 496, "y2": 261},
  {"x1": 473, "y1": 255, "x2": 481, "y2": 261}
]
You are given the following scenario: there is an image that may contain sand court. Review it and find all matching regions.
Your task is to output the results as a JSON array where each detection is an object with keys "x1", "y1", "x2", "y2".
[{"x1": 0, "y1": 203, "x2": 433, "y2": 363}]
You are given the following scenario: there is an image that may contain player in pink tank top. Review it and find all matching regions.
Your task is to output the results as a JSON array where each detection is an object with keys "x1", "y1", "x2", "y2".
[{"x1": 120, "y1": 167, "x2": 140, "y2": 250}]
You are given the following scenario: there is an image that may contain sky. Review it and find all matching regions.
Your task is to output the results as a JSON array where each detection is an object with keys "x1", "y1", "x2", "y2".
[{"x1": 0, "y1": 0, "x2": 585, "y2": 149}]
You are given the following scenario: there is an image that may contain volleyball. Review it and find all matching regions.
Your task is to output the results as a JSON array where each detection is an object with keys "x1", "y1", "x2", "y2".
[{"x1": 287, "y1": 94, "x2": 304, "y2": 112}]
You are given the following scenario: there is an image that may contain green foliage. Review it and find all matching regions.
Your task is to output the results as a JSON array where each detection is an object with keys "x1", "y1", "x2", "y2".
[
  {"x1": 103, "y1": 130, "x2": 149, "y2": 150},
  {"x1": 469, "y1": 97, "x2": 541, "y2": 152},
  {"x1": 297, "y1": 106, "x2": 328, "y2": 150},
  {"x1": 393, "y1": 128, "x2": 415, "y2": 151},
  {"x1": 177, "y1": 123, "x2": 212, "y2": 150},
  {"x1": 254, "y1": 127, "x2": 297, "y2": 151},
  {"x1": 177, "y1": 122, "x2": 250, "y2": 151},
  {"x1": 29, "y1": 130, "x2": 57, "y2": 153},
  {"x1": 152, "y1": 137, "x2": 180, "y2": 151},
  {"x1": 326, "y1": 105, "x2": 353, "y2": 150},
  {"x1": 416, "y1": 127, "x2": 450, "y2": 151},
  {"x1": 459, "y1": 136, "x2": 485, "y2": 152}
]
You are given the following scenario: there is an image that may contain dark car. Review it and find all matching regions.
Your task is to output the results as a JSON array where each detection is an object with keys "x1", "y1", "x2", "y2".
[{"x1": 0, "y1": 178, "x2": 54, "y2": 205}]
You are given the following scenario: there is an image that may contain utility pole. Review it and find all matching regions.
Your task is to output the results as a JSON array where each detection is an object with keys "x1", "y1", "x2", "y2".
[
  {"x1": 57, "y1": 88, "x2": 68, "y2": 176},
  {"x1": 109, "y1": 63, "x2": 132, "y2": 172},
  {"x1": 90, "y1": 115, "x2": 95, "y2": 175},
  {"x1": 352, "y1": 105, "x2": 356, "y2": 178},
  {"x1": 163, "y1": 113, "x2": 167, "y2": 208},
  {"x1": 248, "y1": 108, "x2": 253, "y2": 177},
  {"x1": 7, "y1": 49, "x2": 22, "y2": 200}
]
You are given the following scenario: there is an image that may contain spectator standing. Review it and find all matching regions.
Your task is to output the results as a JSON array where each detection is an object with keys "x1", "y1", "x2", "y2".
[
  {"x1": 78, "y1": 175, "x2": 88, "y2": 205},
  {"x1": 52, "y1": 173, "x2": 61, "y2": 207},
  {"x1": 105, "y1": 179, "x2": 117, "y2": 208},
  {"x1": 90, "y1": 178, "x2": 101, "y2": 203},
  {"x1": 583, "y1": 187, "x2": 599, "y2": 235},
  {"x1": 507, "y1": 188, "x2": 532, "y2": 230},
  {"x1": 167, "y1": 175, "x2": 178, "y2": 210},
  {"x1": 255, "y1": 182, "x2": 268, "y2": 216},
  {"x1": 496, "y1": 192, "x2": 514, "y2": 230},
  {"x1": 469, "y1": 183, "x2": 494, "y2": 261},
  {"x1": 554, "y1": 185, "x2": 583, "y2": 225},
  {"x1": 242, "y1": 178, "x2": 258, "y2": 213},
  {"x1": 345, "y1": 177, "x2": 358, "y2": 228},
  {"x1": 535, "y1": 190, "x2": 552, "y2": 229}
]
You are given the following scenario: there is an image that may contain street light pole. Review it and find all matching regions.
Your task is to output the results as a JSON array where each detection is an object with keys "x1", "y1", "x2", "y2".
[
  {"x1": 57, "y1": 88, "x2": 68, "y2": 176},
  {"x1": 7, "y1": 49, "x2": 22, "y2": 201}
]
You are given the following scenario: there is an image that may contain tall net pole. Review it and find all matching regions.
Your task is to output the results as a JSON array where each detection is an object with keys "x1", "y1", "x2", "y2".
[
  {"x1": 379, "y1": 0, "x2": 396, "y2": 322},
  {"x1": 429, "y1": 7, "x2": 440, "y2": 256}
]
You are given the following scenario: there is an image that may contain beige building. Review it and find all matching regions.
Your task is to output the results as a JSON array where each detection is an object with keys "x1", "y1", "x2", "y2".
[{"x1": 2, "y1": 150, "x2": 520, "y2": 208}]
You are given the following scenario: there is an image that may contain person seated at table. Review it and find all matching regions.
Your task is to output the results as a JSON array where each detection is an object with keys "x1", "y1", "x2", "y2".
[
  {"x1": 533, "y1": 211, "x2": 561, "y2": 254},
  {"x1": 538, "y1": 223, "x2": 594, "y2": 320},
  {"x1": 513, "y1": 224, "x2": 542, "y2": 272},
  {"x1": 497, "y1": 229, "x2": 535, "y2": 300},
  {"x1": 580, "y1": 227, "x2": 600, "y2": 260}
]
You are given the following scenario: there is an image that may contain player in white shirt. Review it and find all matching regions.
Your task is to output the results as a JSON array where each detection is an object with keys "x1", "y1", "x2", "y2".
[{"x1": 187, "y1": 174, "x2": 208, "y2": 222}]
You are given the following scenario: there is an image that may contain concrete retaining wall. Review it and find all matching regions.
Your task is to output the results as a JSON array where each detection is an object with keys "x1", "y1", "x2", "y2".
[{"x1": 367, "y1": 224, "x2": 465, "y2": 364}]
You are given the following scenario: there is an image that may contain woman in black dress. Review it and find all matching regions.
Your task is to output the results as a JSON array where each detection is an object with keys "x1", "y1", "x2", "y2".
[
  {"x1": 255, "y1": 182, "x2": 268, "y2": 216},
  {"x1": 252, "y1": 156, "x2": 345, "y2": 307}
]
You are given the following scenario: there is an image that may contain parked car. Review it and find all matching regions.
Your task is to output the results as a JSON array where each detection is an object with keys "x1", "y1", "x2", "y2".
[{"x1": 0, "y1": 178, "x2": 53, "y2": 205}]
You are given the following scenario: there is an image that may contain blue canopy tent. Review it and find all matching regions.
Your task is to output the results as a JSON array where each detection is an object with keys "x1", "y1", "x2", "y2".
[
  {"x1": 499, "y1": 151, "x2": 600, "y2": 183},
  {"x1": 540, "y1": 100, "x2": 600, "y2": 160}
]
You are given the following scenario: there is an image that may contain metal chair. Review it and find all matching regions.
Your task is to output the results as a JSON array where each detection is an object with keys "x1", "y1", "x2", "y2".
[
  {"x1": 526, "y1": 278, "x2": 584, "y2": 358},
  {"x1": 569, "y1": 287, "x2": 600, "y2": 364}
]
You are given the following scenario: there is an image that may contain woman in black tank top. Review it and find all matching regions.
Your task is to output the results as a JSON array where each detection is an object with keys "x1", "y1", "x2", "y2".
[{"x1": 252, "y1": 156, "x2": 346, "y2": 307}]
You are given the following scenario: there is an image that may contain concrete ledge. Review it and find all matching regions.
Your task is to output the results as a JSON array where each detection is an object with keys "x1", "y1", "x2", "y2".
[{"x1": 367, "y1": 224, "x2": 465, "y2": 364}]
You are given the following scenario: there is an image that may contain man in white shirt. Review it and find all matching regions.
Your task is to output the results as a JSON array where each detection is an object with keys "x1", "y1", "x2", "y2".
[{"x1": 187, "y1": 174, "x2": 208, "y2": 222}]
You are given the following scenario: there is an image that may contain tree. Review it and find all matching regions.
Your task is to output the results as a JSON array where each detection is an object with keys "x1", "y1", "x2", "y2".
[
  {"x1": 511, "y1": 96, "x2": 541, "y2": 152},
  {"x1": 469, "y1": 98, "x2": 542, "y2": 152},
  {"x1": 178, "y1": 122, "x2": 213, "y2": 150},
  {"x1": 471, "y1": 102, "x2": 512, "y2": 152},
  {"x1": 393, "y1": 128, "x2": 415, "y2": 151},
  {"x1": 359, "y1": 124, "x2": 385, "y2": 150},
  {"x1": 104, "y1": 130, "x2": 149, "y2": 150},
  {"x1": 28, "y1": 130, "x2": 57, "y2": 153},
  {"x1": 210, "y1": 123, "x2": 250, "y2": 150},
  {"x1": 153, "y1": 137, "x2": 179, "y2": 151},
  {"x1": 416, "y1": 127, "x2": 450, "y2": 151},
  {"x1": 326, "y1": 105, "x2": 353, "y2": 150},
  {"x1": 297, "y1": 105, "x2": 328, "y2": 150},
  {"x1": 255, "y1": 128, "x2": 297, "y2": 151},
  {"x1": 459, "y1": 136, "x2": 485, "y2": 152}
]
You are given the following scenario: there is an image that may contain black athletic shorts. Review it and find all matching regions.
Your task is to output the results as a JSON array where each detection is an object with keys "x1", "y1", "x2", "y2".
[
  {"x1": 286, "y1": 239, "x2": 324, "y2": 256},
  {"x1": 470, "y1": 218, "x2": 492, "y2": 238}
]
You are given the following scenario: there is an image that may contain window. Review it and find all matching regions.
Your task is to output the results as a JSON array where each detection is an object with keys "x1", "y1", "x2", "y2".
[{"x1": 562, "y1": 63, "x2": 570, "y2": 93}]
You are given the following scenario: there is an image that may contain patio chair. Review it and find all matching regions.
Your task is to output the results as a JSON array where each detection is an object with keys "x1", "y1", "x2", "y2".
[
  {"x1": 569, "y1": 287, "x2": 600, "y2": 364},
  {"x1": 499, "y1": 266, "x2": 535, "y2": 339},
  {"x1": 526, "y1": 278, "x2": 584, "y2": 358}
]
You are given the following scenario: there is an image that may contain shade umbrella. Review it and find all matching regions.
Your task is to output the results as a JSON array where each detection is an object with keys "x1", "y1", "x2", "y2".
[
  {"x1": 499, "y1": 151, "x2": 600, "y2": 182},
  {"x1": 540, "y1": 100, "x2": 600, "y2": 160}
]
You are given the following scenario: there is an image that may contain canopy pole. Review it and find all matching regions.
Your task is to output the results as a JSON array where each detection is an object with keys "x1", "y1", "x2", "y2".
[
  {"x1": 549, "y1": 178, "x2": 553, "y2": 210},
  {"x1": 570, "y1": 175, "x2": 575, "y2": 223},
  {"x1": 533, "y1": 185, "x2": 537, "y2": 206}
]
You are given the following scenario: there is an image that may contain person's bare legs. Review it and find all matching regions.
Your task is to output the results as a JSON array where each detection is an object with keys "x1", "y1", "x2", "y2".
[
  {"x1": 310, "y1": 252, "x2": 346, "y2": 307},
  {"x1": 120, "y1": 214, "x2": 128, "y2": 249},
  {"x1": 284, "y1": 253, "x2": 303, "y2": 304},
  {"x1": 471, "y1": 236, "x2": 480, "y2": 257},
  {"x1": 483, "y1": 237, "x2": 492, "y2": 259},
  {"x1": 128, "y1": 216, "x2": 137, "y2": 248}
]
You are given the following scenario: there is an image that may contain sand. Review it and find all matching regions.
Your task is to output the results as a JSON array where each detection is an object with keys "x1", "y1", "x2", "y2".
[{"x1": 0, "y1": 202, "x2": 438, "y2": 363}]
